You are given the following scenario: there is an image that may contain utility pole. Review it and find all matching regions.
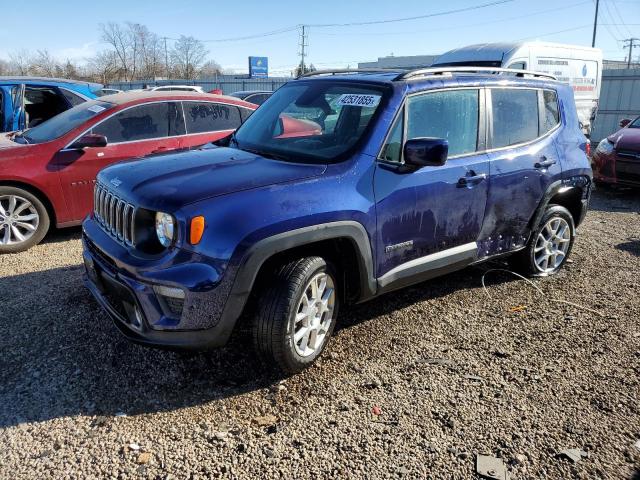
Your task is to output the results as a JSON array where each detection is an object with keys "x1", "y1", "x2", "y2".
[
  {"x1": 623, "y1": 38, "x2": 640, "y2": 69},
  {"x1": 163, "y1": 37, "x2": 169, "y2": 79},
  {"x1": 298, "y1": 25, "x2": 308, "y2": 75},
  {"x1": 591, "y1": 0, "x2": 599, "y2": 47}
]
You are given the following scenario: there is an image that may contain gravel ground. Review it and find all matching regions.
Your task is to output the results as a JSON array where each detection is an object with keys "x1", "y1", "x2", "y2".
[{"x1": 1, "y1": 188, "x2": 639, "y2": 479}]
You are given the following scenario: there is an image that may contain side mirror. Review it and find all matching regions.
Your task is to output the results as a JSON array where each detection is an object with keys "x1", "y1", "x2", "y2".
[
  {"x1": 403, "y1": 138, "x2": 448, "y2": 169},
  {"x1": 620, "y1": 118, "x2": 632, "y2": 128},
  {"x1": 69, "y1": 133, "x2": 107, "y2": 150}
]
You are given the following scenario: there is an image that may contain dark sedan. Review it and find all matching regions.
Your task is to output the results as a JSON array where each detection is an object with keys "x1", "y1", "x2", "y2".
[
  {"x1": 228, "y1": 90, "x2": 272, "y2": 105},
  {"x1": 593, "y1": 116, "x2": 640, "y2": 187}
]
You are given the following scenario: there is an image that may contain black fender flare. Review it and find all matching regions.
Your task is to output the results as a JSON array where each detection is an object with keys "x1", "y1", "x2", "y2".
[
  {"x1": 218, "y1": 220, "x2": 377, "y2": 333},
  {"x1": 528, "y1": 176, "x2": 592, "y2": 234}
]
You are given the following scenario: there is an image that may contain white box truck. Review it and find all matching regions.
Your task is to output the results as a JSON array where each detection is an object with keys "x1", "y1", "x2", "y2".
[{"x1": 432, "y1": 42, "x2": 603, "y2": 136}]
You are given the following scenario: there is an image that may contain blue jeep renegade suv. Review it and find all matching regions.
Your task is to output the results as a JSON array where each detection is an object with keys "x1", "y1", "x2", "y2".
[{"x1": 82, "y1": 67, "x2": 592, "y2": 373}]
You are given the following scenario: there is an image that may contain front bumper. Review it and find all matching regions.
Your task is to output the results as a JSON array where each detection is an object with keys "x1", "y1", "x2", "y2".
[{"x1": 82, "y1": 219, "x2": 240, "y2": 350}]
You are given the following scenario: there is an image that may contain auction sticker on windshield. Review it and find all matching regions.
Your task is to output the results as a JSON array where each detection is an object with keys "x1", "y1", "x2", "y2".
[
  {"x1": 87, "y1": 105, "x2": 107, "y2": 113},
  {"x1": 336, "y1": 94, "x2": 381, "y2": 108}
]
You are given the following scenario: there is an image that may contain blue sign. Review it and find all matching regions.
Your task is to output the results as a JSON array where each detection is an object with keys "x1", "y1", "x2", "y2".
[{"x1": 249, "y1": 57, "x2": 268, "y2": 78}]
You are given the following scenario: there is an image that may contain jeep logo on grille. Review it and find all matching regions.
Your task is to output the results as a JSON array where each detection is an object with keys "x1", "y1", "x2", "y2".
[{"x1": 110, "y1": 178, "x2": 122, "y2": 188}]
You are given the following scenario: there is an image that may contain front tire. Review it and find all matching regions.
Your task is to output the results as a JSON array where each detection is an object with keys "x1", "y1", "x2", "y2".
[
  {"x1": 510, "y1": 205, "x2": 575, "y2": 277},
  {"x1": 0, "y1": 187, "x2": 50, "y2": 254},
  {"x1": 252, "y1": 256, "x2": 339, "y2": 374}
]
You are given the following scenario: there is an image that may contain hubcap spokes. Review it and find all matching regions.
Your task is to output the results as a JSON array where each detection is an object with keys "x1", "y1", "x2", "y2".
[
  {"x1": 534, "y1": 217, "x2": 570, "y2": 273},
  {"x1": 293, "y1": 272, "x2": 336, "y2": 357},
  {"x1": 0, "y1": 195, "x2": 39, "y2": 245}
]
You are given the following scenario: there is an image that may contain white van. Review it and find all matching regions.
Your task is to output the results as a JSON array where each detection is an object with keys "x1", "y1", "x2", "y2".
[{"x1": 433, "y1": 42, "x2": 603, "y2": 136}]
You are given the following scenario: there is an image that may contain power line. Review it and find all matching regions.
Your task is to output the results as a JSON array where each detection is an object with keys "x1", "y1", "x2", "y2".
[
  {"x1": 307, "y1": 0, "x2": 514, "y2": 27},
  {"x1": 610, "y1": 0, "x2": 634, "y2": 37},
  {"x1": 313, "y1": 1, "x2": 591, "y2": 37},
  {"x1": 623, "y1": 37, "x2": 640, "y2": 67}
]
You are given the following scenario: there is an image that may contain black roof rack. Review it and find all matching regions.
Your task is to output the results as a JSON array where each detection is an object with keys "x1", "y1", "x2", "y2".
[
  {"x1": 297, "y1": 68, "x2": 402, "y2": 79},
  {"x1": 295, "y1": 66, "x2": 556, "y2": 82},
  {"x1": 394, "y1": 66, "x2": 557, "y2": 81}
]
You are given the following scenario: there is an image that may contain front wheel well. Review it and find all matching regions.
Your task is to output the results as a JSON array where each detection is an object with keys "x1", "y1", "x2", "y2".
[
  {"x1": 0, "y1": 180, "x2": 56, "y2": 227},
  {"x1": 251, "y1": 237, "x2": 364, "y2": 308}
]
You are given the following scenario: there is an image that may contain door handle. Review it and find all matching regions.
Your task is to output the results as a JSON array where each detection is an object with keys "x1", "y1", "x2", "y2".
[
  {"x1": 457, "y1": 173, "x2": 487, "y2": 187},
  {"x1": 534, "y1": 157, "x2": 556, "y2": 169}
]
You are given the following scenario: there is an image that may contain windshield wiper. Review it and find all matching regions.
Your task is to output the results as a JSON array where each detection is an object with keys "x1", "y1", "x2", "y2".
[{"x1": 241, "y1": 146, "x2": 289, "y2": 162}]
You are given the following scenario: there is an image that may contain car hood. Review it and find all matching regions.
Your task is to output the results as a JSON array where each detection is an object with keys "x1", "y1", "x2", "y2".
[
  {"x1": 98, "y1": 146, "x2": 327, "y2": 212},
  {"x1": 0, "y1": 133, "x2": 27, "y2": 152},
  {"x1": 609, "y1": 128, "x2": 640, "y2": 151}
]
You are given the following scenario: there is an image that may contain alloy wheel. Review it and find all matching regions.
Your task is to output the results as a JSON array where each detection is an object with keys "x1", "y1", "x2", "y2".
[
  {"x1": 533, "y1": 217, "x2": 571, "y2": 273},
  {"x1": 0, "y1": 195, "x2": 40, "y2": 245},
  {"x1": 293, "y1": 272, "x2": 336, "y2": 357}
]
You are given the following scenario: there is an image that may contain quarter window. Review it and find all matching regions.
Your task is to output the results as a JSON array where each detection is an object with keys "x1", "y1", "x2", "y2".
[
  {"x1": 406, "y1": 89, "x2": 479, "y2": 157},
  {"x1": 540, "y1": 89, "x2": 560, "y2": 134},
  {"x1": 93, "y1": 102, "x2": 182, "y2": 143},
  {"x1": 490, "y1": 89, "x2": 539, "y2": 148},
  {"x1": 183, "y1": 102, "x2": 241, "y2": 133},
  {"x1": 380, "y1": 109, "x2": 404, "y2": 162}
]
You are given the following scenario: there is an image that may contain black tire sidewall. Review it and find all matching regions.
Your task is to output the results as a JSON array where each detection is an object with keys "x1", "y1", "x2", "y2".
[
  {"x1": 282, "y1": 258, "x2": 339, "y2": 371},
  {"x1": 526, "y1": 205, "x2": 575, "y2": 277},
  {"x1": 0, "y1": 186, "x2": 50, "y2": 253}
]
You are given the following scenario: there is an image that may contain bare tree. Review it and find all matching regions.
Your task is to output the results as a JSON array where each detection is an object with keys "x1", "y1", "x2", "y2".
[
  {"x1": 8, "y1": 49, "x2": 33, "y2": 75},
  {"x1": 198, "y1": 59, "x2": 222, "y2": 79},
  {"x1": 88, "y1": 50, "x2": 121, "y2": 84},
  {"x1": 0, "y1": 59, "x2": 11, "y2": 76},
  {"x1": 31, "y1": 50, "x2": 61, "y2": 77},
  {"x1": 171, "y1": 36, "x2": 208, "y2": 80},
  {"x1": 100, "y1": 22, "x2": 136, "y2": 81}
]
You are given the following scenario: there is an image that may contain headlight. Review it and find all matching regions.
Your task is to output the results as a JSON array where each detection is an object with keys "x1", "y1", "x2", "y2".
[
  {"x1": 596, "y1": 138, "x2": 614, "y2": 155},
  {"x1": 155, "y1": 212, "x2": 175, "y2": 247}
]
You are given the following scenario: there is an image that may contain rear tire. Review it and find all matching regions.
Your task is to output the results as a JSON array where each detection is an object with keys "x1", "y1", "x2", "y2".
[
  {"x1": 252, "y1": 256, "x2": 339, "y2": 374},
  {"x1": 509, "y1": 205, "x2": 575, "y2": 277},
  {"x1": 0, "y1": 187, "x2": 50, "y2": 254}
]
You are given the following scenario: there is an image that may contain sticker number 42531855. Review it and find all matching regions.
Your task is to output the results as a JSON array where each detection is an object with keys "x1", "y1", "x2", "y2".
[{"x1": 335, "y1": 94, "x2": 381, "y2": 108}]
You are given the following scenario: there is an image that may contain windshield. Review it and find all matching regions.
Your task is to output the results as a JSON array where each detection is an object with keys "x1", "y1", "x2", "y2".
[
  {"x1": 630, "y1": 117, "x2": 640, "y2": 128},
  {"x1": 22, "y1": 100, "x2": 114, "y2": 144},
  {"x1": 233, "y1": 82, "x2": 386, "y2": 163}
]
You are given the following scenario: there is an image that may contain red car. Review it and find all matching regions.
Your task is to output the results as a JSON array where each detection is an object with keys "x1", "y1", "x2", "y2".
[
  {"x1": 592, "y1": 116, "x2": 640, "y2": 188},
  {"x1": 0, "y1": 91, "x2": 256, "y2": 253}
]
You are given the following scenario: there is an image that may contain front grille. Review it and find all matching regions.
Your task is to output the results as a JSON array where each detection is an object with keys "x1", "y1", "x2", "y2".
[{"x1": 94, "y1": 183, "x2": 136, "y2": 246}]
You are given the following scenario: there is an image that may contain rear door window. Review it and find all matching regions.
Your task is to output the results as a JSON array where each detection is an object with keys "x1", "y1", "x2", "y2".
[
  {"x1": 406, "y1": 89, "x2": 479, "y2": 157},
  {"x1": 24, "y1": 86, "x2": 70, "y2": 127},
  {"x1": 183, "y1": 101, "x2": 241, "y2": 133},
  {"x1": 93, "y1": 102, "x2": 172, "y2": 143},
  {"x1": 490, "y1": 88, "x2": 539, "y2": 148}
]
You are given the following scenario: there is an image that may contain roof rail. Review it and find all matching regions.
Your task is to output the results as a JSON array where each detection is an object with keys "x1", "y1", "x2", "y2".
[
  {"x1": 297, "y1": 68, "x2": 401, "y2": 79},
  {"x1": 394, "y1": 67, "x2": 557, "y2": 81}
]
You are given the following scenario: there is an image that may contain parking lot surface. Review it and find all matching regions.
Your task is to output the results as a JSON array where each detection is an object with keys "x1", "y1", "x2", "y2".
[{"x1": 1, "y1": 189, "x2": 639, "y2": 479}]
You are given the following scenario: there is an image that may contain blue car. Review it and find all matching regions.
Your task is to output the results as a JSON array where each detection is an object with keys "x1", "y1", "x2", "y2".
[
  {"x1": 82, "y1": 67, "x2": 592, "y2": 373},
  {"x1": 0, "y1": 77, "x2": 102, "y2": 132}
]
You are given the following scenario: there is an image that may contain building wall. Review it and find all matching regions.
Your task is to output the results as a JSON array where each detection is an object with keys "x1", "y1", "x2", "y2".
[{"x1": 592, "y1": 69, "x2": 640, "y2": 142}]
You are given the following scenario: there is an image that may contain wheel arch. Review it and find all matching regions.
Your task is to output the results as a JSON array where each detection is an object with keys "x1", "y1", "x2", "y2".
[
  {"x1": 219, "y1": 221, "x2": 377, "y2": 331},
  {"x1": 528, "y1": 176, "x2": 591, "y2": 232}
]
